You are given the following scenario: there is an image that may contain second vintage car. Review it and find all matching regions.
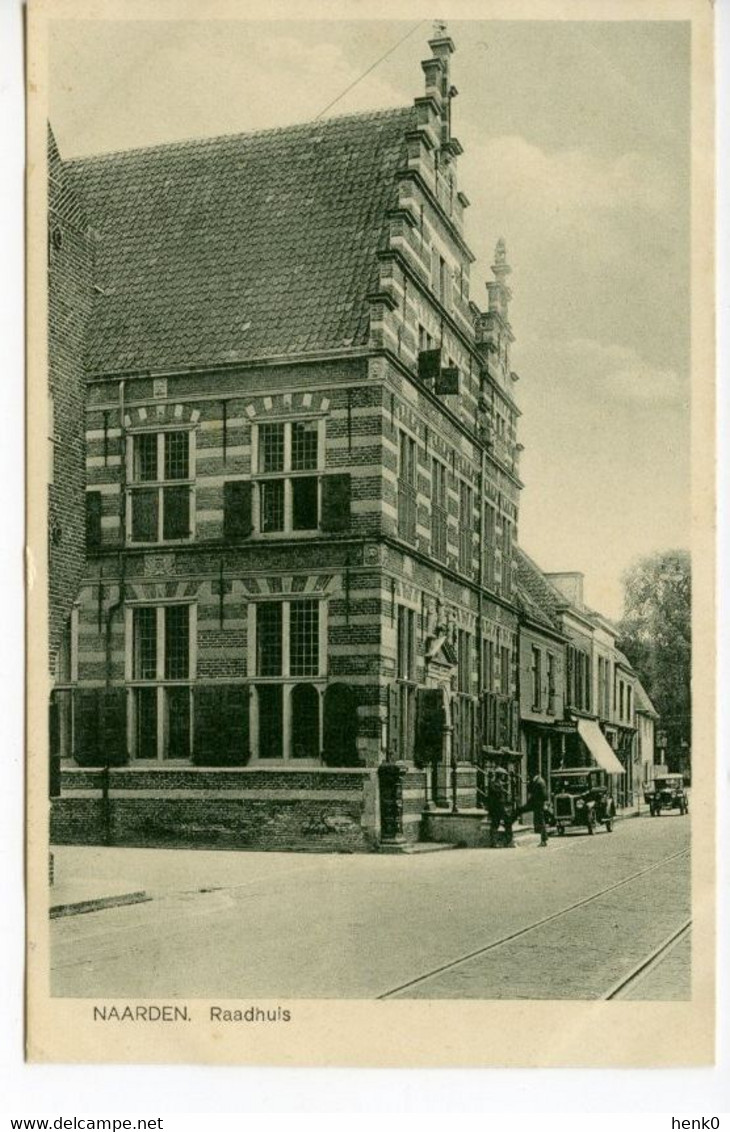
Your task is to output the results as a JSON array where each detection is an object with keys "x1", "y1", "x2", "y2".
[
  {"x1": 644, "y1": 773, "x2": 689, "y2": 816},
  {"x1": 552, "y1": 768, "x2": 617, "y2": 836}
]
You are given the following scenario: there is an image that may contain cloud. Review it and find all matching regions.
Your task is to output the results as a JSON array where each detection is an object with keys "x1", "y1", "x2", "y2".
[
  {"x1": 530, "y1": 336, "x2": 688, "y2": 408},
  {"x1": 466, "y1": 135, "x2": 674, "y2": 222}
]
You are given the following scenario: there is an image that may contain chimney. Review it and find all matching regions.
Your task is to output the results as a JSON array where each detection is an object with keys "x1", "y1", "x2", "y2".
[{"x1": 545, "y1": 572, "x2": 585, "y2": 609}]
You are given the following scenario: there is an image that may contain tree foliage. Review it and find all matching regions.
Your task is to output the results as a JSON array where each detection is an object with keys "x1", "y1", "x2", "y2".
[{"x1": 617, "y1": 549, "x2": 691, "y2": 772}]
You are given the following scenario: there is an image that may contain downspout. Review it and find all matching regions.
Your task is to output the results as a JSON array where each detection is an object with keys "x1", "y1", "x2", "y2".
[{"x1": 476, "y1": 442, "x2": 486, "y2": 809}]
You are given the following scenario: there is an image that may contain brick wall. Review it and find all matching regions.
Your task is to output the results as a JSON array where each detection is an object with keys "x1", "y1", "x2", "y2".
[
  {"x1": 52, "y1": 766, "x2": 380, "y2": 852},
  {"x1": 48, "y1": 127, "x2": 94, "y2": 671}
]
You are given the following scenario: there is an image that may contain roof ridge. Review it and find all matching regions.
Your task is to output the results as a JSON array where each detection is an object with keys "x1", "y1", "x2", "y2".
[{"x1": 63, "y1": 103, "x2": 414, "y2": 166}]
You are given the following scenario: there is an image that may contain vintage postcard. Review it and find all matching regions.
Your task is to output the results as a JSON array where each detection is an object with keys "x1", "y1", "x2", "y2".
[{"x1": 26, "y1": 0, "x2": 715, "y2": 1066}]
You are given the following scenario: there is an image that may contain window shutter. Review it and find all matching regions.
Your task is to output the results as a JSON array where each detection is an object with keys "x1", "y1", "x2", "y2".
[
  {"x1": 323, "y1": 683, "x2": 359, "y2": 766},
  {"x1": 99, "y1": 687, "x2": 128, "y2": 765},
  {"x1": 415, "y1": 687, "x2": 445, "y2": 766},
  {"x1": 49, "y1": 693, "x2": 61, "y2": 797},
  {"x1": 321, "y1": 474, "x2": 351, "y2": 532},
  {"x1": 435, "y1": 367, "x2": 459, "y2": 395},
  {"x1": 163, "y1": 485, "x2": 190, "y2": 540},
  {"x1": 418, "y1": 348, "x2": 441, "y2": 382},
  {"x1": 220, "y1": 684, "x2": 250, "y2": 766},
  {"x1": 73, "y1": 688, "x2": 100, "y2": 765},
  {"x1": 388, "y1": 683, "x2": 401, "y2": 761},
  {"x1": 223, "y1": 480, "x2": 253, "y2": 541},
  {"x1": 194, "y1": 684, "x2": 250, "y2": 765},
  {"x1": 86, "y1": 492, "x2": 102, "y2": 551},
  {"x1": 193, "y1": 685, "x2": 221, "y2": 764}
]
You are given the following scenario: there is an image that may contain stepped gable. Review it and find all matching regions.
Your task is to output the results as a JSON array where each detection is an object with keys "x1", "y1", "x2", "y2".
[
  {"x1": 64, "y1": 106, "x2": 416, "y2": 376},
  {"x1": 514, "y1": 547, "x2": 564, "y2": 631}
]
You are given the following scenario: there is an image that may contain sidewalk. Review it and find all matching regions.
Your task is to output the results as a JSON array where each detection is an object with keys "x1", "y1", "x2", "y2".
[{"x1": 49, "y1": 805, "x2": 648, "y2": 915}]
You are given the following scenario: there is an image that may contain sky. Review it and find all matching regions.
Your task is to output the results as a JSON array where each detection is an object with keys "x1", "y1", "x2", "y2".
[{"x1": 49, "y1": 17, "x2": 691, "y2": 618}]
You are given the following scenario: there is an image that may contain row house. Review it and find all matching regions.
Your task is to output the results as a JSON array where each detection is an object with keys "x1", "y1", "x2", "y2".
[
  {"x1": 635, "y1": 679, "x2": 659, "y2": 788},
  {"x1": 50, "y1": 32, "x2": 525, "y2": 850},
  {"x1": 514, "y1": 549, "x2": 566, "y2": 803},
  {"x1": 513, "y1": 553, "x2": 657, "y2": 809}
]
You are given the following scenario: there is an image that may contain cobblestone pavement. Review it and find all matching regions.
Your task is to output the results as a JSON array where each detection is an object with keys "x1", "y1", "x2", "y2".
[
  {"x1": 618, "y1": 932, "x2": 691, "y2": 1001},
  {"x1": 50, "y1": 813, "x2": 690, "y2": 1000}
]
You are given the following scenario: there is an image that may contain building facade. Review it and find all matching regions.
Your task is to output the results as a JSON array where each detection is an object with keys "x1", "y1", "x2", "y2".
[
  {"x1": 635, "y1": 679, "x2": 659, "y2": 789},
  {"x1": 51, "y1": 34, "x2": 528, "y2": 850},
  {"x1": 514, "y1": 550, "x2": 566, "y2": 801}
]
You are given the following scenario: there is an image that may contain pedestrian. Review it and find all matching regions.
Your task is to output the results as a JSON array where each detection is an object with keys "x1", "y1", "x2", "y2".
[
  {"x1": 486, "y1": 767, "x2": 515, "y2": 847},
  {"x1": 528, "y1": 773, "x2": 550, "y2": 846}
]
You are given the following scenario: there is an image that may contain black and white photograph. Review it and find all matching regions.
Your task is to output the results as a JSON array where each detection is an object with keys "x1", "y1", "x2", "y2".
[{"x1": 25, "y1": 0, "x2": 716, "y2": 1068}]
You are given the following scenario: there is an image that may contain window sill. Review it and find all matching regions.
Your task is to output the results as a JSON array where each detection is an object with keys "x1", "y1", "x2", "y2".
[
  {"x1": 253, "y1": 530, "x2": 321, "y2": 539},
  {"x1": 126, "y1": 539, "x2": 195, "y2": 548}
]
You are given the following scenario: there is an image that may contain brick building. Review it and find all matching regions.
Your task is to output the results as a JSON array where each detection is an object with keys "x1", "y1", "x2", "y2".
[
  {"x1": 514, "y1": 549, "x2": 567, "y2": 798},
  {"x1": 47, "y1": 125, "x2": 93, "y2": 674},
  {"x1": 51, "y1": 33, "x2": 526, "y2": 850}
]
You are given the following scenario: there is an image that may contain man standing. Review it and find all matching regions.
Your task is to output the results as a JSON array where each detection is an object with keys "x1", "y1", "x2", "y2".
[
  {"x1": 486, "y1": 768, "x2": 515, "y2": 847},
  {"x1": 527, "y1": 773, "x2": 550, "y2": 847}
]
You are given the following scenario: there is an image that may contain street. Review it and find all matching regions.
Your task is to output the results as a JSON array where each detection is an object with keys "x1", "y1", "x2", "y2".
[{"x1": 50, "y1": 814, "x2": 690, "y2": 1000}]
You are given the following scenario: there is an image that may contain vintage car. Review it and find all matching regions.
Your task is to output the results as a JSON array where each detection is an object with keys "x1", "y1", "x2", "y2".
[
  {"x1": 644, "y1": 774, "x2": 689, "y2": 816},
  {"x1": 552, "y1": 769, "x2": 617, "y2": 835}
]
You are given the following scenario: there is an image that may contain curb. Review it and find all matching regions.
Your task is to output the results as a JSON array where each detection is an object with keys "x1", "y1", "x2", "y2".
[{"x1": 50, "y1": 889, "x2": 150, "y2": 919}]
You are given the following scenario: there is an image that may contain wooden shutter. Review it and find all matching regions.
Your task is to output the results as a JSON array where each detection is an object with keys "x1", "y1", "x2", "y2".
[
  {"x1": 163, "y1": 486, "x2": 190, "y2": 540},
  {"x1": 321, "y1": 474, "x2": 351, "y2": 532},
  {"x1": 194, "y1": 684, "x2": 250, "y2": 765},
  {"x1": 387, "y1": 683, "x2": 401, "y2": 761},
  {"x1": 220, "y1": 684, "x2": 250, "y2": 765},
  {"x1": 85, "y1": 492, "x2": 102, "y2": 551},
  {"x1": 73, "y1": 688, "x2": 100, "y2": 764},
  {"x1": 436, "y1": 367, "x2": 459, "y2": 395},
  {"x1": 223, "y1": 480, "x2": 253, "y2": 541},
  {"x1": 193, "y1": 685, "x2": 221, "y2": 764},
  {"x1": 99, "y1": 687, "x2": 128, "y2": 765},
  {"x1": 49, "y1": 693, "x2": 61, "y2": 797},
  {"x1": 418, "y1": 348, "x2": 441, "y2": 382},
  {"x1": 415, "y1": 687, "x2": 445, "y2": 766}
]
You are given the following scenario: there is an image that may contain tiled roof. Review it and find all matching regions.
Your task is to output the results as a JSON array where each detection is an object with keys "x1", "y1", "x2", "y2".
[
  {"x1": 514, "y1": 547, "x2": 563, "y2": 632},
  {"x1": 64, "y1": 107, "x2": 415, "y2": 375}
]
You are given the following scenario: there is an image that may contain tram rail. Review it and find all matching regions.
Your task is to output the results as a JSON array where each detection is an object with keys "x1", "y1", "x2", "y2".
[
  {"x1": 377, "y1": 846, "x2": 690, "y2": 1000},
  {"x1": 602, "y1": 918, "x2": 691, "y2": 1000}
]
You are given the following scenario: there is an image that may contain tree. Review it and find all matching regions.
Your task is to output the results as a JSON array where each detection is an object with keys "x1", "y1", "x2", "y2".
[{"x1": 617, "y1": 550, "x2": 691, "y2": 774}]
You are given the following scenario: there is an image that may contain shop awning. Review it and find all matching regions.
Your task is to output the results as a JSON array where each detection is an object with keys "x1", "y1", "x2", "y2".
[{"x1": 576, "y1": 718, "x2": 626, "y2": 775}]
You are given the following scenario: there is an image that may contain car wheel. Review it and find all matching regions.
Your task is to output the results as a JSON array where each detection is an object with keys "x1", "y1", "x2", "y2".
[
  {"x1": 606, "y1": 819, "x2": 613, "y2": 832},
  {"x1": 557, "y1": 824, "x2": 565, "y2": 836}
]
